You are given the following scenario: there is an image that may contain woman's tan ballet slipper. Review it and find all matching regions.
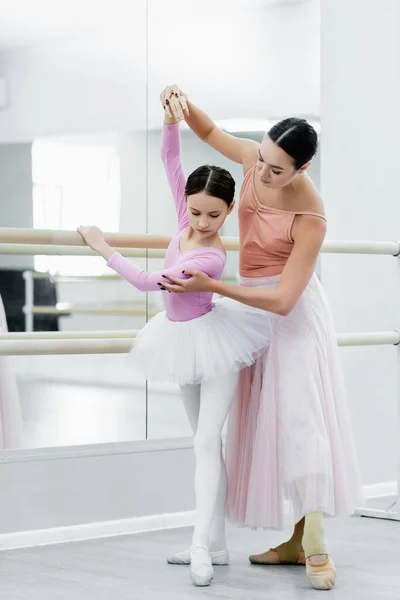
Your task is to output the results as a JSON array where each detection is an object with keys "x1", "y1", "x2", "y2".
[
  {"x1": 249, "y1": 547, "x2": 306, "y2": 565},
  {"x1": 306, "y1": 556, "x2": 336, "y2": 590}
]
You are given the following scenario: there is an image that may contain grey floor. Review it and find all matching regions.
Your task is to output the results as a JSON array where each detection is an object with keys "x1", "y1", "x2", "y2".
[{"x1": 0, "y1": 514, "x2": 399, "y2": 599}]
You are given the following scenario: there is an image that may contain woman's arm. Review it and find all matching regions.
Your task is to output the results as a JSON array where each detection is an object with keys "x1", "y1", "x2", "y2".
[
  {"x1": 161, "y1": 216, "x2": 326, "y2": 315},
  {"x1": 160, "y1": 85, "x2": 259, "y2": 168},
  {"x1": 184, "y1": 100, "x2": 259, "y2": 167}
]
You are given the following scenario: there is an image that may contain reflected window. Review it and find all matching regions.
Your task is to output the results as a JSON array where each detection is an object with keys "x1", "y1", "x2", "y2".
[{"x1": 32, "y1": 139, "x2": 121, "y2": 275}]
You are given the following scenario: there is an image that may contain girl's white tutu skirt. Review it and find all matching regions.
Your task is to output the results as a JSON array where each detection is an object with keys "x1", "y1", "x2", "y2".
[{"x1": 126, "y1": 298, "x2": 271, "y2": 385}]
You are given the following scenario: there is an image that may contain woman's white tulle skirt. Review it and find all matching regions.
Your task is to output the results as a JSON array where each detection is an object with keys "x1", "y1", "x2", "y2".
[
  {"x1": 126, "y1": 298, "x2": 271, "y2": 385},
  {"x1": 225, "y1": 274, "x2": 363, "y2": 529}
]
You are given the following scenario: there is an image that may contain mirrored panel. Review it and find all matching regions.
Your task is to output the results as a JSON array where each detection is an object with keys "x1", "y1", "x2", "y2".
[
  {"x1": 0, "y1": 0, "x2": 320, "y2": 449},
  {"x1": 0, "y1": 5, "x2": 149, "y2": 449},
  {"x1": 17, "y1": 353, "x2": 146, "y2": 448}
]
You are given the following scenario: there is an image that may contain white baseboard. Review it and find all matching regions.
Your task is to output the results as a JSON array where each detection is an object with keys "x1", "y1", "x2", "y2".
[
  {"x1": 0, "y1": 481, "x2": 396, "y2": 552},
  {"x1": 0, "y1": 511, "x2": 196, "y2": 551}
]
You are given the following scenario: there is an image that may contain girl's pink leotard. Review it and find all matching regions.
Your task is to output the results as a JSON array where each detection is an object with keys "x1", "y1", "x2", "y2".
[{"x1": 107, "y1": 123, "x2": 226, "y2": 322}]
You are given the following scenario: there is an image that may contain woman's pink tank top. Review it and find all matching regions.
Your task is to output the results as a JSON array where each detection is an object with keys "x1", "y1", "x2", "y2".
[{"x1": 239, "y1": 167, "x2": 326, "y2": 278}]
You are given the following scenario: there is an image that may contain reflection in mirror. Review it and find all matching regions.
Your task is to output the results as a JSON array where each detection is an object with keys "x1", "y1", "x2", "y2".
[
  {"x1": 0, "y1": 11, "x2": 149, "y2": 449},
  {"x1": 17, "y1": 353, "x2": 147, "y2": 448}
]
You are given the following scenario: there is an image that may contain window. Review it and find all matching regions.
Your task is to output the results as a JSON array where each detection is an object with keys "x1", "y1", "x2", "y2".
[{"x1": 32, "y1": 139, "x2": 121, "y2": 275}]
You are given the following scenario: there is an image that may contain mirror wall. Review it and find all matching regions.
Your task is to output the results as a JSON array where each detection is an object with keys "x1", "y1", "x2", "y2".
[{"x1": 0, "y1": 0, "x2": 320, "y2": 449}]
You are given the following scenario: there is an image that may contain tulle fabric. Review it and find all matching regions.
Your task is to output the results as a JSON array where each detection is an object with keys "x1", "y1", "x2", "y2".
[
  {"x1": 225, "y1": 274, "x2": 363, "y2": 529},
  {"x1": 126, "y1": 298, "x2": 271, "y2": 385}
]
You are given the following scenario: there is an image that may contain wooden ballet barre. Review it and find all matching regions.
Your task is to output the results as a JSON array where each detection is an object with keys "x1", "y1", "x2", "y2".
[
  {"x1": 1, "y1": 330, "x2": 397, "y2": 344},
  {"x1": 336, "y1": 331, "x2": 400, "y2": 346},
  {"x1": 0, "y1": 245, "x2": 167, "y2": 257},
  {"x1": 0, "y1": 228, "x2": 240, "y2": 252},
  {"x1": 30, "y1": 272, "x2": 122, "y2": 280},
  {"x1": 32, "y1": 301, "x2": 155, "y2": 310},
  {"x1": 0, "y1": 338, "x2": 134, "y2": 355},
  {"x1": 1, "y1": 240, "x2": 399, "y2": 256},
  {"x1": 0, "y1": 330, "x2": 139, "y2": 340},
  {"x1": 1, "y1": 227, "x2": 400, "y2": 254},
  {"x1": 0, "y1": 330, "x2": 399, "y2": 355},
  {"x1": 26, "y1": 306, "x2": 158, "y2": 317},
  {"x1": 322, "y1": 240, "x2": 400, "y2": 255},
  {"x1": 0, "y1": 228, "x2": 171, "y2": 249}
]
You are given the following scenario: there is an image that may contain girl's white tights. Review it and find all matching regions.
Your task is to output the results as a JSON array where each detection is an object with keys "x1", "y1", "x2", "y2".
[{"x1": 180, "y1": 371, "x2": 239, "y2": 550}]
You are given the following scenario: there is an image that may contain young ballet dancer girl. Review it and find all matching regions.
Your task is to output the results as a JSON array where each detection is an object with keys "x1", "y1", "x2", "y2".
[{"x1": 78, "y1": 102, "x2": 270, "y2": 588}]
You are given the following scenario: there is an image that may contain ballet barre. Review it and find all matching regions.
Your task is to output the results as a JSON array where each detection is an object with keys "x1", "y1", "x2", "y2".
[
  {"x1": 0, "y1": 244, "x2": 166, "y2": 257},
  {"x1": 0, "y1": 228, "x2": 239, "y2": 252},
  {"x1": 0, "y1": 228, "x2": 171, "y2": 249},
  {"x1": 322, "y1": 240, "x2": 400, "y2": 255},
  {"x1": 336, "y1": 331, "x2": 400, "y2": 346},
  {"x1": 0, "y1": 338, "x2": 133, "y2": 355},
  {"x1": 24, "y1": 305, "x2": 158, "y2": 317},
  {"x1": 0, "y1": 329, "x2": 398, "y2": 350},
  {"x1": 1, "y1": 227, "x2": 399, "y2": 255},
  {"x1": 30, "y1": 273, "x2": 122, "y2": 281},
  {"x1": 0, "y1": 330, "x2": 139, "y2": 340}
]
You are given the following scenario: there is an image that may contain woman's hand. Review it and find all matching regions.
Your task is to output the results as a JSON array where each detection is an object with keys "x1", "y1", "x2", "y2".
[
  {"x1": 77, "y1": 225, "x2": 106, "y2": 253},
  {"x1": 160, "y1": 269, "x2": 215, "y2": 293},
  {"x1": 160, "y1": 84, "x2": 189, "y2": 123}
]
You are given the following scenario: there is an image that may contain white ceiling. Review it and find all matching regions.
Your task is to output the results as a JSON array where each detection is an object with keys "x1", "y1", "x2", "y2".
[
  {"x1": 0, "y1": 0, "x2": 309, "y2": 50},
  {"x1": 0, "y1": 0, "x2": 319, "y2": 141}
]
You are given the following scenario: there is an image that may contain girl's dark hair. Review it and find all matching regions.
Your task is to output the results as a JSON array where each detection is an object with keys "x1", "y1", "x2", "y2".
[
  {"x1": 185, "y1": 165, "x2": 235, "y2": 207},
  {"x1": 267, "y1": 118, "x2": 318, "y2": 170}
]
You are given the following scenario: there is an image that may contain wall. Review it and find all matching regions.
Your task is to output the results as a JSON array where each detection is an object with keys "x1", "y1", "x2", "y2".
[
  {"x1": 0, "y1": 439, "x2": 195, "y2": 540},
  {"x1": 320, "y1": 0, "x2": 400, "y2": 485}
]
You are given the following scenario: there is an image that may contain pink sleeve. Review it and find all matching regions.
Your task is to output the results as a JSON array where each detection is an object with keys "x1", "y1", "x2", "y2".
[
  {"x1": 107, "y1": 252, "x2": 225, "y2": 292},
  {"x1": 161, "y1": 123, "x2": 189, "y2": 228}
]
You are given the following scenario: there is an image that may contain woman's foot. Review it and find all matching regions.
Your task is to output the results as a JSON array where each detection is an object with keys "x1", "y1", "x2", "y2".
[
  {"x1": 167, "y1": 547, "x2": 229, "y2": 566},
  {"x1": 306, "y1": 555, "x2": 336, "y2": 590},
  {"x1": 249, "y1": 544, "x2": 305, "y2": 565},
  {"x1": 189, "y1": 545, "x2": 214, "y2": 587},
  {"x1": 302, "y1": 513, "x2": 336, "y2": 590},
  {"x1": 249, "y1": 518, "x2": 305, "y2": 565}
]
